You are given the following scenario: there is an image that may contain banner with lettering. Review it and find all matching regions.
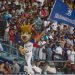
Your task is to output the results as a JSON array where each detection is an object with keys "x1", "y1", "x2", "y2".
[{"x1": 48, "y1": 0, "x2": 75, "y2": 27}]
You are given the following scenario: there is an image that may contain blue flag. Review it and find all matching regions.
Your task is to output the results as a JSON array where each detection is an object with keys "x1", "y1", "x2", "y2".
[{"x1": 48, "y1": 0, "x2": 75, "y2": 27}]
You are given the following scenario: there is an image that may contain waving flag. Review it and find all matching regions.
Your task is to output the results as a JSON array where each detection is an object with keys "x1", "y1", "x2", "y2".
[{"x1": 48, "y1": 0, "x2": 75, "y2": 27}]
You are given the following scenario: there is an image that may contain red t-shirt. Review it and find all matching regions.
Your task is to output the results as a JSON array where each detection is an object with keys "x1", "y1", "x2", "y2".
[
  {"x1": 40, "y1": 9, "x2": 48, "y2": 17},
  {"x1": 9, "y1": 30, "x2": 15, "y2": 42},
  {"x1": 33, "y1": 42, "x2": 40, "y2": 48}
]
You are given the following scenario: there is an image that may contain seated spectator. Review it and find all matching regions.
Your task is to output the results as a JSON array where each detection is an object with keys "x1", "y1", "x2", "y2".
[
  {"x1": 0, "y1": 61, "x2": 12, "y2": 74},
  {"x1": 12, "y1": 59, "x2": 20, "y2": 74},
  {"x1": 63, "y1": 60, "x2": 72, "y2": 74},
  {"x1": 0, "y1": 62, "x2": 5, "y2": 74},
  {"x1": 39, "y1": 62, "x2": 56, "y2": 74},
  {"x1": 32, "y1": 61, "x2": 42, "y2": 74}
]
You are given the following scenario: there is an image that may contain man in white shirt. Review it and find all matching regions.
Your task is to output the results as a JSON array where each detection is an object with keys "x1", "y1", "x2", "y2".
[
  {"x1": 67, "y1": 46, "x2": 75, "y2": 64},
  {"x1": 38, "y1": 38, "x2": 46, "y2": 60},
  {"x1": 54, "y1": 43, "x2": 63, "y2": 60}
]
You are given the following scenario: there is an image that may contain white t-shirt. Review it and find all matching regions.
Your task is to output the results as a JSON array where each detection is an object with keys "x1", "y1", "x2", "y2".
[
  {"x1": 55, "y1": 46, "x2": 63, "y2": 55},
  {"x1": 67, "y1": 50, "x2": 75, "y2": 64},
  {"x1": 38, "y1": 41, "x2": 46, "y2": 60},
  {"x1": 54, "y1": 46, "x2": 63, "y2": 59}
]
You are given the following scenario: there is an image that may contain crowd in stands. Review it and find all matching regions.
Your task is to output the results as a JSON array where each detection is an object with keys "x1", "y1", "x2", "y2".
[
  {"x1": 0, "y1": 59, "x2": 20, "y2": 74},
  {"x1": 0, "y1": 0, "x2": 75, "y2": 74}
]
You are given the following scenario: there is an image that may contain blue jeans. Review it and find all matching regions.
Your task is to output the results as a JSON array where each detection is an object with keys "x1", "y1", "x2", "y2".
[
  {"x1": 46, "y1": 49, "x2": 52, "y2": 61},
  {"x1": 32, "y1": 47, "x2": 39, "y2": 62}
]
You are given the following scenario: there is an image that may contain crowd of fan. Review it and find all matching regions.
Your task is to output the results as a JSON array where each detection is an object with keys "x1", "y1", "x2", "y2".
[
  {"x1": 0, "y1": 0, "x2": 75, "y2": 74},
  {"x1": 0, "y1": 59, "x2": 20, "y2": 74}
]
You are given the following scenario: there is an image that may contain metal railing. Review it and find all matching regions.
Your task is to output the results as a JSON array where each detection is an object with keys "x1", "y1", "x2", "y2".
[
  {"x1": 0, "y1": 38, "x2": 75, "y2": 65},
  {"x1": 0, "y1": 39, "x2": 25, "y2": 65}
]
